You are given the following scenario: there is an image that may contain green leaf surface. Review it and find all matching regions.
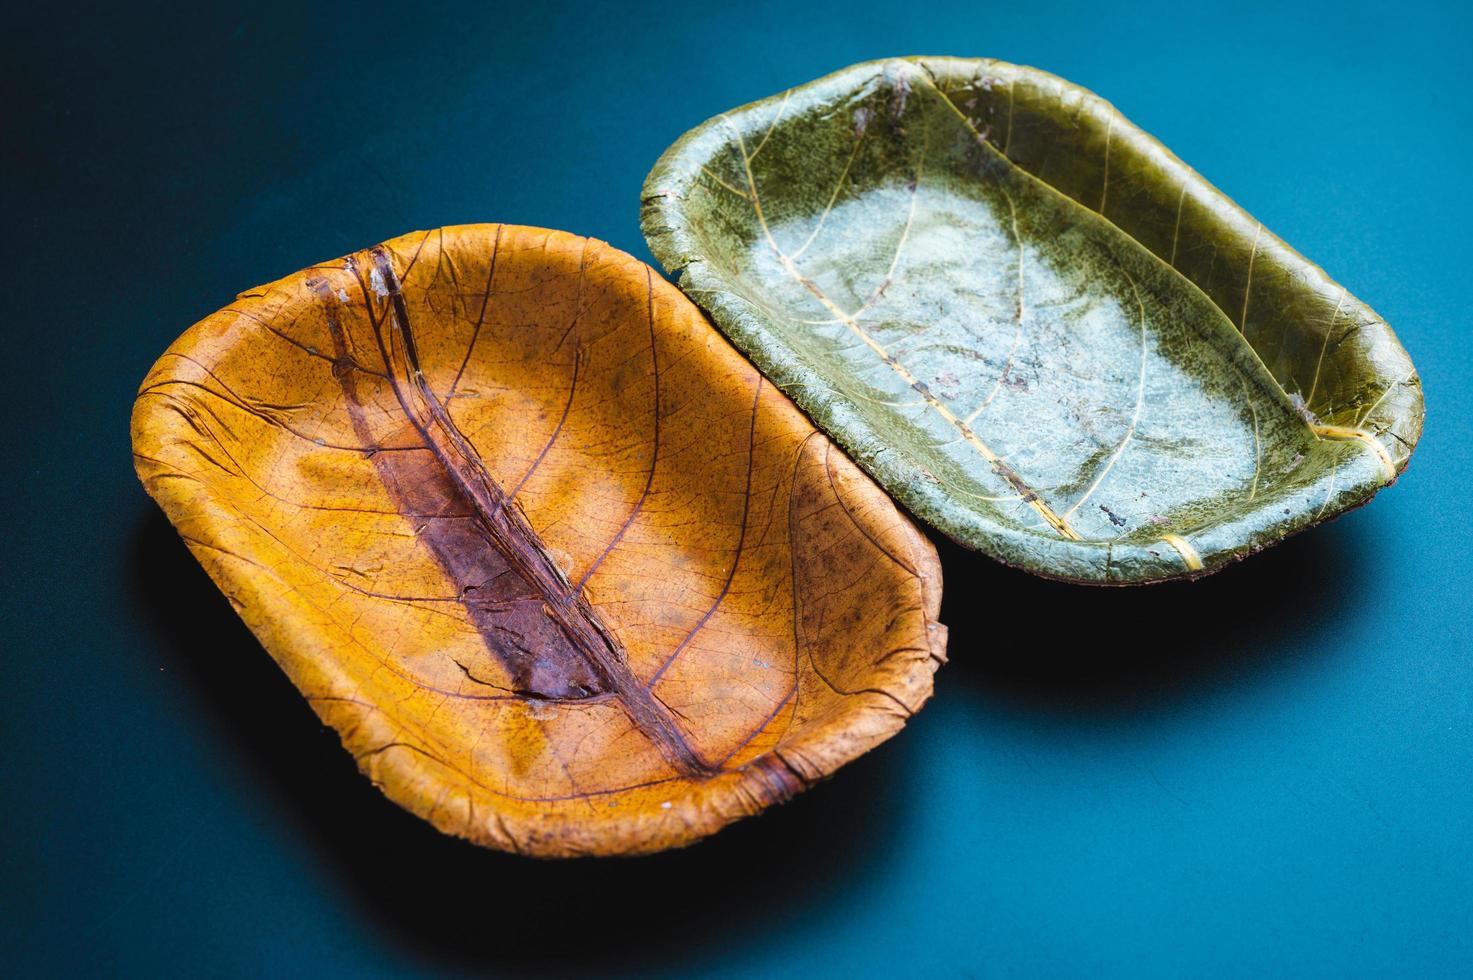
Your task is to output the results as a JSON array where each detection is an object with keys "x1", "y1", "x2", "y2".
[{"x1": 642, "y1": 56, "x2": 1424, "y2": 583}]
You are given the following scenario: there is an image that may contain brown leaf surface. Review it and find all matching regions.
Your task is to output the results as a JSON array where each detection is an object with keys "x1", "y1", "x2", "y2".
[{"x1": 131, "y1": 224, "x2": 946, "y2": 856}]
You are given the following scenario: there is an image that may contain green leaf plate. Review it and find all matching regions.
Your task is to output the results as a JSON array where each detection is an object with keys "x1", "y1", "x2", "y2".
[{"x1": 642, "y1": 57, "x2": 1423, "y2": 584}]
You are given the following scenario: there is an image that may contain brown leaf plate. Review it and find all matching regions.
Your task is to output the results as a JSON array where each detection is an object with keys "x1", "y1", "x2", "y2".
[{"x1": 131, "y1": 225, "x2": 946, "y2": 856}]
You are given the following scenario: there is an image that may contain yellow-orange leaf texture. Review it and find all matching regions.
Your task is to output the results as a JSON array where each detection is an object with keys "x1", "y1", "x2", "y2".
[{"x1": 131, "y1": 224, "x2": 947, "y2": 856}]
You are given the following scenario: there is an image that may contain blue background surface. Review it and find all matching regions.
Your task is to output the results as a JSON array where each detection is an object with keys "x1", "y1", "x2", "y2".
[{"x1": 4, "y1": 1, "x2": 1469, "y2": 975}]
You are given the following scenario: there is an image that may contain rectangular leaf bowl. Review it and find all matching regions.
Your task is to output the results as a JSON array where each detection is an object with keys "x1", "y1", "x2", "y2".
[{"x1": 642, "y1": 57, "x2": 1423, "y2": 584}]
